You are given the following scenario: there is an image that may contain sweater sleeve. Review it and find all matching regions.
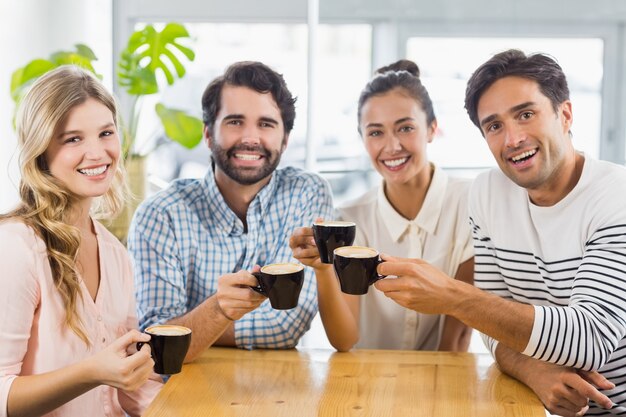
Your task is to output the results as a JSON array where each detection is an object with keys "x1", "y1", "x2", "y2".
[{"x1": 522, "y1": 224, "x2": 626, "y2": 370}]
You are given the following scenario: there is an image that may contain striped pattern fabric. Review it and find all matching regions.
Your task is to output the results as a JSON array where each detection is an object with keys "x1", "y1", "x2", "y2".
[
  {"x1": 128, "y1": 165, "x2": 334, "y2": 350},
  {"x1": 470, "y1": 158, "x2": 626, "y2": 415}
]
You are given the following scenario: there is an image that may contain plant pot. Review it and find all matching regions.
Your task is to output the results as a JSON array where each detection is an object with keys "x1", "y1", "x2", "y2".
[{"x1": 103, "y1": 155, "x2": 147, "y2": 244}]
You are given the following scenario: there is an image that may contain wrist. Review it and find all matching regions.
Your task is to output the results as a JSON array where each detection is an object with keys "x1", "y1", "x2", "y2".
[
  {"x1": 444, "y1": 278, "x2": 475, "y2": 317},
  {"x1": 313, "y1": 263, "x2": 334, "y2": 275},
  {"x1": 76, "y1": 355, "x2": 102, "y2": 388},
  {"x1": 495, "y1": 344, "x2": 536, "y2": 386},
  {"x1": 212, "y1": 296, "x2": 235, "y2": 321}
]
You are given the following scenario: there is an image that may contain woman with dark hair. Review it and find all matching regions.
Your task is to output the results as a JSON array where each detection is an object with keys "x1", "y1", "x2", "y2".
[
  {"x1": 291, "y1": 60, "x2": 474, "y2": 352},
  {"x1": 0, "y1": 66, "x2": 161, "y2": 417}
]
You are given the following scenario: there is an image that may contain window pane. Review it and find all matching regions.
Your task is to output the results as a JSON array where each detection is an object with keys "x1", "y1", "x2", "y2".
[{"x1": 406, "y1": 37, "x2": 604, "y2": 172}]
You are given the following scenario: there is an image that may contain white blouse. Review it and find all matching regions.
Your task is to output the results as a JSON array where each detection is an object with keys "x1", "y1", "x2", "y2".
[{"x1": 337, "y1": 166, "x2": 473, "y2": 350}]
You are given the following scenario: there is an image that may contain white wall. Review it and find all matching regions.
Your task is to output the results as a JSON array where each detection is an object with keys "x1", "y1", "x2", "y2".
[{"x1": 0, "y1": 0, "x2": 112, "y2": 212}]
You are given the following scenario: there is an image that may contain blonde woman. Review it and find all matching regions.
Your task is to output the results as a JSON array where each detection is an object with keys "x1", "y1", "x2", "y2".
[
  {"x1": 0, "y1": 66, "x2": 161, "y2": 417},
  {"x1": 291, "y1": 60, "x2": 474, "y2": 352}
]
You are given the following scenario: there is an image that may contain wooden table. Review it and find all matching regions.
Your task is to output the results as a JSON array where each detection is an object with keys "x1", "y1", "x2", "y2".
[{"x1": 144, "y1": 347, "x2": 545, "y2": 417}]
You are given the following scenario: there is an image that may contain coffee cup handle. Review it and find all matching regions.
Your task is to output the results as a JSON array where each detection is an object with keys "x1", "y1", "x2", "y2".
[
  {"x1": 370, "y1": 257, "x2": 387, "y2": 285},
  {"x1": 136, "y1": 341, "x2": 149, "y2": 353},
  {"x1": 249, "y1": 272, "x2": 266, "y2": 295}
]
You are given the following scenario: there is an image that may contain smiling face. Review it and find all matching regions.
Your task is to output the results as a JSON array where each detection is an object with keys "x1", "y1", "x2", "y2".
[
  {"x1": 207, "y1": 85, "x2": 287, "y2": 186},
  {"x1": 359, "y1": 88, "x2": 436, "y2": 186},
  {"x1": 477, "y1": 76, "x2": 574, "y2": 194},
  {"x1": 43, "y1": 98, "x2": 120, "y2": 203}
]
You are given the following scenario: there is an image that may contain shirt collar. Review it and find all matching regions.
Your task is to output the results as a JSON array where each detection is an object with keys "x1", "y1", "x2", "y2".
[
  {"x1": 377, "y1": 164, "x2": 448, "y2": 242},
  {"x1": 201, "y1": 162, "x2": 279, "y2": 235}
]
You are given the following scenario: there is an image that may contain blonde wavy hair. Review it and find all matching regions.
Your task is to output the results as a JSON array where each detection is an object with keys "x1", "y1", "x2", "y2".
[{"x1": 1, "y1": 65, "x2": 128, "y2": 344}]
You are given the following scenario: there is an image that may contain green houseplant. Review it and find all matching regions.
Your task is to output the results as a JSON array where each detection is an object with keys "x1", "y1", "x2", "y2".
[{"x1": 11, "y1": 23, "x2": 204, "y2": 242}]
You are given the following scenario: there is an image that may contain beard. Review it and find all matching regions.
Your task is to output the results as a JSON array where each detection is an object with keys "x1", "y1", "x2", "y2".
[{"x1": 210, "y1": 141, "x2": 283, "y2": 186}]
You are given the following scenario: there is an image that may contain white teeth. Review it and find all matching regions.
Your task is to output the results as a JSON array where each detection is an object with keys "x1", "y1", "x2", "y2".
[
  {"x1": 78, "y1": 165, "x2": 107, "y2": 176},
  {"x1": 511, "y1": 150, "x2": 537, "y2": 162},
  {"x1": 235, "y1": 154, "x2": 261, "y2": 161},
  {"x1": 383, "y1": 157, "x2": 408, "y2": 168}
]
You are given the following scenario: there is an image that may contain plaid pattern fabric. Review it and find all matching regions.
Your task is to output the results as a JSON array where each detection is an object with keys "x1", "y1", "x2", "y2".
[{"x1": 128, "y1": 165, "x2": 334, "y2": 349}]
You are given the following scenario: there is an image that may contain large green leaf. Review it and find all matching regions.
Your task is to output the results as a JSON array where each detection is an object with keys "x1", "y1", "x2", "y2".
[
  {"x1": 155, "y1": 103, "x2": 203, "y2": 149},
  {"x1": 10, "y1": 59, "x2": 56, "y2": 102},
  {"x1": 117, "y1": 51, "x2": 158, "y2": 95},
  {"x1": 117, "y1": 23, "x2": 195, "y2": 96},
  {"x1": 10, "y1": 44, "x2": 99, "y2": 103}
]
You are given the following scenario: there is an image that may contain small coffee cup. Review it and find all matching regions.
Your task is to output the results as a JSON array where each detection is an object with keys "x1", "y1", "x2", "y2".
[
  {"x1": 138, "y1": 324, "x2": 191, "y2": 375},
  {"x1": 333, "y1": 246, "x2": 385, "y2": 295},
  {"x1": 251, "y1": 263, "x2": 305, "y2": 310},
  {"x1": 312, "y1": 220, "x2": 357, "y2": 264}
]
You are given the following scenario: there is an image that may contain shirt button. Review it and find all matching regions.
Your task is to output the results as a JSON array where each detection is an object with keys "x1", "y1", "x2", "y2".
[
  {"x1": 97, "y1": 316, "x2": 102, "y2": 321},
  {"x1": 102, "y1": 337, "x2": 106, "y2": 343}
]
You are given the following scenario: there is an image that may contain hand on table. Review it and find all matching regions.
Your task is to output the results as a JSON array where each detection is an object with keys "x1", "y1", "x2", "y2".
[{"x1": 524, "y1": 359, "x2": 613, "y2": 416}]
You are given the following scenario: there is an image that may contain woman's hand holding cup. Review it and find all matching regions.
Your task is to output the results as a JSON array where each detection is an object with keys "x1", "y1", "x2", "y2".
[{"x1": 86, "y1": 329, "x2": 155, "y2": 391}]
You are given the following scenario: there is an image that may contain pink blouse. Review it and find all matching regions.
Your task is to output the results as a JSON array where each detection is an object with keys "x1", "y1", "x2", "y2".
[{"x1": 0, "y1": 219, "x2": 162, "y2": 417}]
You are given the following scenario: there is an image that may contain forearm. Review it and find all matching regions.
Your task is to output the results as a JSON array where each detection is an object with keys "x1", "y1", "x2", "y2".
[
  {"x1": 167, "y1": 295, "x2": 233, "y2": 362},
  {"x1": 7, "y1": 361, "x2": 99, "y2": 417},
  {"x1": 438, "y1": 316, "x2": 472, "y2": 352},
  {"x1": 493, "y1": 342, "x2": 537, "y2": 387},
  {"x1": 314, "y1": 265, "x2": 359, "y2": 352},
  {"x1": 449, "y1": 281, "x2": 534, "y2": 352}
]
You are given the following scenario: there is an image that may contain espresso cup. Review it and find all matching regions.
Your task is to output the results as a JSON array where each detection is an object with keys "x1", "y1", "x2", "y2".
[
  {"x1": 312, "y1": 220, "x2": 357, "y2": 264},
  {"x1": 138, "y1": 324, "x2": 191, "y2": 375},
  {"x1": 251, "y1": 263, "x2": 305, "y2": 310},
  {"x1": 333, "y1": 246, "x2": 385, "y2": 295}
]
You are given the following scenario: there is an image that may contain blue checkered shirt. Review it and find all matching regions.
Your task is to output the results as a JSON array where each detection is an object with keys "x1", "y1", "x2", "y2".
[{"x1": 128, "y1": 165, "x2": 333, "y2": 349}]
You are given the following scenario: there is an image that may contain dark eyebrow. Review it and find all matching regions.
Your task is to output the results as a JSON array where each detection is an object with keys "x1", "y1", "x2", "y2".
[
  {"x1": 259, "y1": 116, "x2": 279, "y2": 126},
  {"x1": 510, "y1": 102, "x2": 535, "y2": 113},
  {"x1": 223, "y1": 114, "x2": 244, "y2": 122},
  {"x1": 479, "y1": 101, "x2": 536, "y2": 129},
  {"x1": 364, "y1": 122, "x2": 383, "y2": 129},
  {"x1": 479, "y1": 114, "x2": 497, "y2": 129},
  {"x1": 223, "y1": 114, "x2": 279, "y2": 126}
]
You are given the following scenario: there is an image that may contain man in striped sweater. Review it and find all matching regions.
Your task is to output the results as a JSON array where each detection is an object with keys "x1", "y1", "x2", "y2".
[{"x1": 374, "y1": 49, "x2": 625, "y2": 416}]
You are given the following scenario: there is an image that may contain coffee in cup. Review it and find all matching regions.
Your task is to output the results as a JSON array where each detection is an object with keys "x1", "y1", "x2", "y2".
[
  {"x1": 251, "y1": 263, "x2": 305, "y2": 310},
  {"x1": 139, "y1": 324, "x2": 191, "y2": 374},
  {"x1": 312, "y1": 220, "x2": 357, "y2": 264},
  {"x1": 333, "y1": 246, "x2": 385, "y2": 295}
]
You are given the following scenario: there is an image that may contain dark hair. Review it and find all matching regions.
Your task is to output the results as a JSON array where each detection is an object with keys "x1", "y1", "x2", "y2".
[
  {"x1": 357, "y1": 59, "x2": 436, "y2": 131},
  {"x1": 464, "y1": 49, "x2": 570, "y2": 130},
  {"x1": 201, "y1": 61, "x2": 297, "y2": 136}
]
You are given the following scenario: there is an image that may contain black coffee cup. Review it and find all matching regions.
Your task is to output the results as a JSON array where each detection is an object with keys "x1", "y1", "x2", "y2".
[
  {"x1": 333, "y1": 246, "x2": 385, "y2": 295},
  {"x1": 251, "y1": 263, "x2": 305, "y2": 310},
  {"x1": 312, "y1": 221, "x2": 357, "y2": 264},
  {"x1": 138, "y1": 324, "x2": 191, "y2": 374}
]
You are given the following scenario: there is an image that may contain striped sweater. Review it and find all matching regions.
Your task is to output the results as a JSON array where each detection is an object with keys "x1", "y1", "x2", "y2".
[{"x1": 469, "y1": 156, "x2": 626, "y2": 415}]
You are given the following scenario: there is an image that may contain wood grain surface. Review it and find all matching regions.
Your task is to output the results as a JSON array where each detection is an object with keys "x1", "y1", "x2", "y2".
[{"x1": 144, "y1": 347, "x2": 545, "y2": 417}]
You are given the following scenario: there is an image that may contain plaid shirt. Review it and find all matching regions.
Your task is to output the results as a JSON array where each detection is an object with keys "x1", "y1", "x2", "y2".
[{"x1": 128, "y1": 165, "x2": 333, "y2": 349}]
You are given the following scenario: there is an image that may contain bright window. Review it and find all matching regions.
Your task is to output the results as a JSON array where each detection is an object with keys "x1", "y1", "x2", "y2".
[{"x1": 406, "y1": 37, "x2": 604, "y2": 174}]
